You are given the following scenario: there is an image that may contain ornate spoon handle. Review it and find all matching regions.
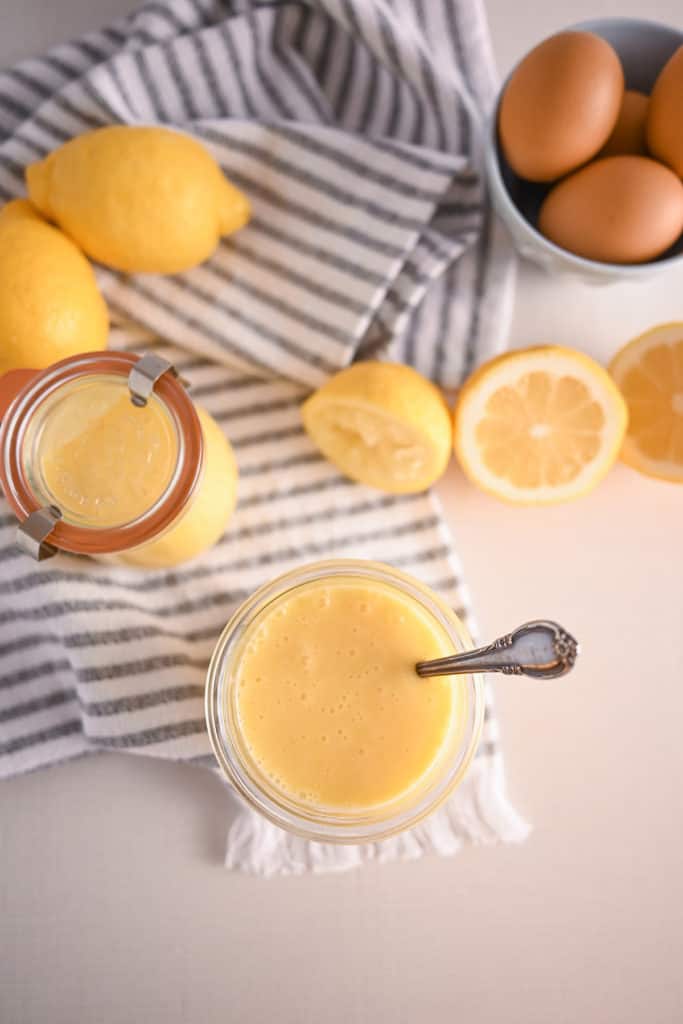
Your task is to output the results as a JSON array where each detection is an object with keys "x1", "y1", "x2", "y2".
[{"x1": 416, "y1": 620, "x2": 579, "y2": 680}]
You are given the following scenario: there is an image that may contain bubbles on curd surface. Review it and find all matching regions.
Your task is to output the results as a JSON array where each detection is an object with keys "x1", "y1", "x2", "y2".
[{"x1": 233, "y1": 578, "x2": 466, "y2": 810}]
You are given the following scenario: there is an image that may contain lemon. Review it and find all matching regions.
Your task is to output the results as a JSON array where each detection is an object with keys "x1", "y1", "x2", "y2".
[
  {"x1": 0, "y1": 199, "x2": 108, "y2": 374},
  {"x1": 119, "y1": 408, "x2": 238, "y2": 568},
  {"x1": 453, "y1": 346, "x2": 627, "y2": 504},
  {"x1": 609, "y1": 323, "x2": 683, "y2": 483},
  {"x1": 301, "y1": 362, "x2": 452, "y2": 494},
  {"x1": 26, "y1": 125, "x2": 250, "y2": 274}
]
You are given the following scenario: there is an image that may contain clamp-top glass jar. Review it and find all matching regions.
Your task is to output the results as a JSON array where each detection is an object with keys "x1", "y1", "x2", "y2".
[{"x1": 0, "y1": 351, "x2": 237, "y2": 568}]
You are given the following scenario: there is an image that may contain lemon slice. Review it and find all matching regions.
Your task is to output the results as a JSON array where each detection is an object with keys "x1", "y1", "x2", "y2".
[
  {"x1": 609, "y1": 322, "x2": 683, "y2": 483},
  {"x1": 453, "y1": 346, "x2": 628, "y2": 504},
  {"x1": 301, "y1": 362, "x2": 452, "y2": 494}
]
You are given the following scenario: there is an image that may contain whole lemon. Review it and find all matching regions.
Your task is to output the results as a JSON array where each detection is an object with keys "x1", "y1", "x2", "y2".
[
  {"x1": 119, "y1": 407, "x2": 238, "y2": 568},
  {"x1": 26, "y1": 125, "x2": 251, "y2": 275},
  {"x1": 0, "y1": 199, "x2": 108, "y2": 374}
]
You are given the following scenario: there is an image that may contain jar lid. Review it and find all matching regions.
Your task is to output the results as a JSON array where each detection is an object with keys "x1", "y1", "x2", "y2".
[{"x1": 0, "y1": 351, "x2": 203, "y2": 556}]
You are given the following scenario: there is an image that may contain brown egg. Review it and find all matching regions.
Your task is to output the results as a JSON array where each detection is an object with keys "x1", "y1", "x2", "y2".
[
  {"x1": 599, "y1": 90, "x2": 649, "y2": 157},
  {"x1": 538, "y1": 156, "x2": 683, "y2": 264},
  {"x1": 498, "y1": 31, "x2": 624, "y2": 182},
  {"x1": 646, "y1": 46, "x2": 683, "y2": 177}
]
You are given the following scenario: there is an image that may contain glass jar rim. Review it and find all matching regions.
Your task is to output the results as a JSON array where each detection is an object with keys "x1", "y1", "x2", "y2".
[
  {"x1": 205, "y1": 559, "x2": 485, "y2": 844},
  {"x1": 0, "y1": 351, "x2": 203, "y2": 555}
]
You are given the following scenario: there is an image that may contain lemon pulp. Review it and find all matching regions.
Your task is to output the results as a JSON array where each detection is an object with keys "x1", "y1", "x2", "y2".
[
  {"x1": 302, "y1": 362, "x2": 452, "y2": 494},
  {"x1": 454, "y1": 346, "x2": 628, "y2": 504},
  {"x1": 609, "y1": 323, "x2": 683, "y2": 482}
]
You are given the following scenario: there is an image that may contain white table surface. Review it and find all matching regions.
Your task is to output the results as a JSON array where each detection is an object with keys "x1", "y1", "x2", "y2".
[{"x1": 2, "y1": 3, "x2": 683, "y2": 1023}]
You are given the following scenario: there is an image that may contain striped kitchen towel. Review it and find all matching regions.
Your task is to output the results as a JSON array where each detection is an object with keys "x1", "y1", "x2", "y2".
[{"x1": 0, "y1": 0, "x2": 528, "y2": 875}]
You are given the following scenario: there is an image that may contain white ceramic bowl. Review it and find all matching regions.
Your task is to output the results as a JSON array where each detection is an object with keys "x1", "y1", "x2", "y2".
[{"x1": 486, "y1": 17, "x2": 683, "y2": 284}]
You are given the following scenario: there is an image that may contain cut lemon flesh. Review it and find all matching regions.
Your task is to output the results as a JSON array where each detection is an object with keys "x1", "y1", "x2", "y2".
[
  {"x1": 454, "y1": 346, "x2": 628, "y2": 504},
  {"x1": 301, "y1": 362, "x2": 452, "y2": 494},
  {"x1": 609, "y1": 322, "x2": 683, "y2": 483}
]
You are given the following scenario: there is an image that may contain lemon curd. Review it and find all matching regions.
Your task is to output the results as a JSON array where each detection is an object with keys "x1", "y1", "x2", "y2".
[
  {"x1": 22, "y1": 373, "x2": 237, "y2": 568},
  {"x1": 36, "y1": 377, "x2": 178, "y2": 528},
  {"x1": 233, "y1": 575, "x2": 465, "y2": 810}
]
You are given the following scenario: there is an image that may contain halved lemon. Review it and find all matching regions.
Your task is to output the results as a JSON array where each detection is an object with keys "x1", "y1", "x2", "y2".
[
  {"x1": 301, "y1": 362, "x2": 452, "y2": 494},
  {"x1": 453, "y1": 346, "x2": 628, "y2": 504},
  {"x1": 609, "y1": 322, "x2": 683, "y2": 483}
]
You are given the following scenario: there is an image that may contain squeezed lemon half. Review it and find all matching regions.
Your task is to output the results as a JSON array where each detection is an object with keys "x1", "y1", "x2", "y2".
[{"x1": 301, "y1": 362, "x2": 452, "y2": 494}]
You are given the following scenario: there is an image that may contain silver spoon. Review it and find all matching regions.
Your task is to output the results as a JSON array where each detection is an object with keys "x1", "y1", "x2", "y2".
[{"x1": 416, "y1": 620, "x2": 579, "y2": 680}]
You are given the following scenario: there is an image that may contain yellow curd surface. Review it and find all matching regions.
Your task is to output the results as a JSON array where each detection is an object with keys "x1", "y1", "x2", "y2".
[
  {"x1": 30, "y1": 376, "x2": 237, "y2": 567},
  {"x1": 37, "y1": 378, "x2": 178, "y2": 528},
  {"x1": 234, "y1": 577, "x2": 464, "y2": 810}
]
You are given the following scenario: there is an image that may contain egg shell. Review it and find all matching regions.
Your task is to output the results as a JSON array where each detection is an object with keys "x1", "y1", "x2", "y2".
[
  {"x1": 599, "y1": 90, "x2": 649, "y2": 157},
  {"x1": 538, "y1": 155, "x2": 683, "y2": 264},
  {"x1": 498, "y1": 31, "x2": 624, "y2": 182},
  {"x1": 646, "y1": 45, "x2": 683, "y2": 178}
]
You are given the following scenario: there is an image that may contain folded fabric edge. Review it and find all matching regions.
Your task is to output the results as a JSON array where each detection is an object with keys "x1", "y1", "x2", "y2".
[{"x1": 222, "y1": 756, "x2": 530, "y2": 878}]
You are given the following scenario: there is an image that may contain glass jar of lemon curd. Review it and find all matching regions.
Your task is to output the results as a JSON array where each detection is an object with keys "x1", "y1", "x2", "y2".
[
  {"x1": 0, "y1": 351, "x2": 236, "y2": 567},
  {"x1": 206, "y1": 560, "x2": 485, "y2": 844}
]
